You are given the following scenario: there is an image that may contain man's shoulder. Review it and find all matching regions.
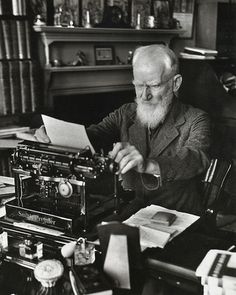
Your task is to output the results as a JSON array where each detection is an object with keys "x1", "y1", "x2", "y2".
[
  {"x1": 180, "y1": 100, "x2": 209, "y2": 119},
  {"x1": 116, "y1": 102, "x2": 137, "y2": 117}
]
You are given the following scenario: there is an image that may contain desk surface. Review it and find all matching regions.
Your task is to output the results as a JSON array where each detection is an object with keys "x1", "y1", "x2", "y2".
[{"x1": 1, "y1": 214, "x2": 236, "y2": 295}]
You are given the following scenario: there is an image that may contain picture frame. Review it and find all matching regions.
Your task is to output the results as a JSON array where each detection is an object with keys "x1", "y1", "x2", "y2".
[
  {"x1": 81, "y1": 0, "x2": 104, "y2": 27},
  {"x1": 94, "y1": 46, "x2": 115, "y2": 65},
  {"x1": 53, "y1": 0, "x2": 80, "y2": 26},
  {"x1": 131, "y1": 0, "x2": 152, "y2": 29},
  {"x1": 173, "y1": 0, "x2": 195, "y2": 38},
  {"x1": 106, "y1": 0, "x2": 131, "y2": 27}
]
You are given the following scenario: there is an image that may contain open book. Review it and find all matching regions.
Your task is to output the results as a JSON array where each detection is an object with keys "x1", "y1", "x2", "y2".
[{"x1": 124, "y1": 205, "x2": 199, "y2": 250}]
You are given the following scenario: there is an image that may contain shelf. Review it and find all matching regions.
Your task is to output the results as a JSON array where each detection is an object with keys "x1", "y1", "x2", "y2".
[
  {"x1": 34, "y1": 26, "x2": 184, "y2": 66},
  {"x1": 33, "y1": 26, "x2": 184, "y2": 43},
  {"x1": 46, "y1": 64, "x2": 132, "y2": 72}
]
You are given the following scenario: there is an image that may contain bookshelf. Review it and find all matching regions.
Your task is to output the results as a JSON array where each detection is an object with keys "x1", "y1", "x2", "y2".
[
  {"x1": 0, "y1": 0, "x2": 41, "y2": 121},
  {"x1": 0, "y1": 0, "x2": 42, "y2": 176},
  {"x1": 33, "y1": 26, "x2": 184, "y2": 110}
]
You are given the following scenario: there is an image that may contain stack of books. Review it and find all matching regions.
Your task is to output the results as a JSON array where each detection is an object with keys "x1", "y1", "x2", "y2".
[
  {"x1": 196, "y1": 249, "x2": 236, "y2": 295},
  {"x1": 0, "y1": 125, "x2": 30, "y2": 138},
  {"x1": 180, "y1": 47, "x2": 218, "y2": 60}
]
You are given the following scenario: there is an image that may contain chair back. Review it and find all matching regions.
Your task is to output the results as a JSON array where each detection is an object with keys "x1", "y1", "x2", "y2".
[{"x1": 203, "y1": 158, "x2": 232, "y2": 213}]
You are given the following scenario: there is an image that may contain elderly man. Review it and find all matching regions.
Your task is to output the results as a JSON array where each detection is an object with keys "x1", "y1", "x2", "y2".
[{"x1": 35, "y1": 44, "x2": 211, "y2": 217}]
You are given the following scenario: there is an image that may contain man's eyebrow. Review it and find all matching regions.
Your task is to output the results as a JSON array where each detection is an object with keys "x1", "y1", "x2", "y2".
[{"x1": 133, "y1": 79, "x2": 161, "y2": 85}]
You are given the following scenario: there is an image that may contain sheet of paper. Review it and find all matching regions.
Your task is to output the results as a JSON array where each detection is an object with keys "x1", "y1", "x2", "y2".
[
  {"x1": 124, "y1": 204, "x2": 199, "y2": 250},
  {"x1": 42, "y1": 115, "x2": 95, "y2": 154}
]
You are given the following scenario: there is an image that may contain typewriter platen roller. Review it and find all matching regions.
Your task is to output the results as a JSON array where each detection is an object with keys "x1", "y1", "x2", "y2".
[{"x1": 6, "y1": 140, "x2": 119, "y2": 234}]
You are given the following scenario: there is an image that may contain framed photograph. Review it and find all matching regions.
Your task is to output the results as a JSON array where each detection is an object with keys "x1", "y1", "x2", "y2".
[
  {"x1": 131, "y1": 0, "x2": 152, "y2": 29},
  {"x1": 94, "y1": 46, "x2": 115, "y2": 65},
  {"x1": 107, "y1": 0, "x2": 131, "y2": 26},
  {"x1": 53, "y1": 0, "x2": 80, "y2": 26},
  {"x1": 173, "y1": 0, "x2": 195, "y2": 38},
  {"x1": 81, "y1": 0, "x2": 104, "y2": 27}
]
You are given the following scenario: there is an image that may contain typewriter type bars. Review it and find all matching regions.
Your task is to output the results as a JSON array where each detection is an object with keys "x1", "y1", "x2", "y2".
[{"x1": 8, "y1": 140, "x2": 117, "y2": 234}]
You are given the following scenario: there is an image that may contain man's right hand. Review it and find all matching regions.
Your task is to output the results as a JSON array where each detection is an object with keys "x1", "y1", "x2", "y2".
[{"x1": 34, "y1": 125, "x2": 51, "y2": 143}]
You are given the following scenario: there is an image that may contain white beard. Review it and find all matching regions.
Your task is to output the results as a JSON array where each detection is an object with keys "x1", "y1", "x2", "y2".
[{"x1": 136, "y1": 96, "x2": 173, "y2": 129}]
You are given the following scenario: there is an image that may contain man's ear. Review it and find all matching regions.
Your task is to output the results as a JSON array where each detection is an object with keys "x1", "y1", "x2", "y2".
[{"x1": 173, "y1": 74, "x2": 182, "y2": 92}]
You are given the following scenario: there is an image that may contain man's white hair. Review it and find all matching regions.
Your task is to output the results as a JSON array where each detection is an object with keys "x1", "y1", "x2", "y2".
[{"x1": 132, "y1": 44, "x2": 179, "y2": 77}]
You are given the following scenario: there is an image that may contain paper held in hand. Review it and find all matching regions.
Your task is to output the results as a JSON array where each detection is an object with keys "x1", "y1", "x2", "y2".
[
  {"x1": 124, "y1": 205, "x2": 199, "y2": 250},
  {"x1": 42, "y1": 115, "x2": 95, "y2": 154}
]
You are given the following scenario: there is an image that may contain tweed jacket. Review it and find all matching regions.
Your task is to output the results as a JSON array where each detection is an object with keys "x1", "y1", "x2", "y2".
[{"x1": 87, "y1": 98, "x2": 211, "y2": 215}]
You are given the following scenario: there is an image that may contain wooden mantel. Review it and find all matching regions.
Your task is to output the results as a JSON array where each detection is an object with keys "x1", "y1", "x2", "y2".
[{"x1": 33, "y1": 26, "x2": 184, "y2": 110}]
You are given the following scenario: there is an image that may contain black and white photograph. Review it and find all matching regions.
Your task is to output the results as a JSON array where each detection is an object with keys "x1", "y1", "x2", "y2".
[{"x1": 0, "y1": 1, "x2": 236, "y2": 295}]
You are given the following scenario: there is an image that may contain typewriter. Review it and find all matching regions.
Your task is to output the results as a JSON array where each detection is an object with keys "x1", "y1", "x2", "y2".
[{"x1": 5, "y1": 140, "x2": 119, "y2": 235}]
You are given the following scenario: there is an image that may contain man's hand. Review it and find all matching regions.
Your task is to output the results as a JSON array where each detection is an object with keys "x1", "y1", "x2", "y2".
[
  {"x1": 109, "y1": 142, "x2": 145, "y2": 174},
  {"x1": 34, "y1": 125, "x2": 51, "y2": 143}
]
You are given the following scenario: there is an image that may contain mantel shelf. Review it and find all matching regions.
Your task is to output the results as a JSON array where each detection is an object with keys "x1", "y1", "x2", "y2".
[
  {"x1": 34, "y1": 26, "x2": 184, "y2": 66},
  {"x1": 46, "y1": 64, "x2": 132, "y2": 72},
  {"x1": 34, "y1": 25, "x2": 184, "y2": 110},
  {"x1": 34, "y1": 26, "x2": 184, "y2": 42}
]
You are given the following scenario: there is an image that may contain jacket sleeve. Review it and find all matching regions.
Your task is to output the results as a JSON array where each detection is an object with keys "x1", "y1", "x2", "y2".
[
  {"x1": 86, "y1": 104, "x2": 131, "y2": 152},
  {"x1": 156, "y1": 112, "x2": 211, "y2": 182}
]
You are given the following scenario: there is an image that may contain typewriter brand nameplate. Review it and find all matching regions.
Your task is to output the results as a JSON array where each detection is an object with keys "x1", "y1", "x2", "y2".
[{"x1": 6, "y1": 200, "x2": 74, "y2": 233}]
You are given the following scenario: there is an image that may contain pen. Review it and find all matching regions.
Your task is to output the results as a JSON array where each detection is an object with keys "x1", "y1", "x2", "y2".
[
  {"x1": 227, "y1": 245, "x2": 236, "y2": 252},
  {"x1": 69, "y1": 270, "x2": 80, "y2": 295}
]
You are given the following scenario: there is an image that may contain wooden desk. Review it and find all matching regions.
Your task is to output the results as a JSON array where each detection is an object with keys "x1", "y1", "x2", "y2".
[{"x1": 1, "y1": 213, "x2": 236, "y2": 295}]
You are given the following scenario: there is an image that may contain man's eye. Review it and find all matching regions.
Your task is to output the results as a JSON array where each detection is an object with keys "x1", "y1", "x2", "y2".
[{"x1": 150, "y1": 84, "x2": 160, "y2": 90}]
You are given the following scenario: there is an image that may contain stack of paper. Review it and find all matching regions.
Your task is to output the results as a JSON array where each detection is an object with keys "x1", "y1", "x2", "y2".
[
  {"x1": 0, "y1": 176, "x2": 15, "y2": 217},
  {"x1": 124, "y1": 205, "x2": 199, "y2": 250},
  {"x1": 180, "y1": 46, "x2": 218, "y2": 60},
  {"x1": 196, "y1": 249, "x2": 236, "y2": 295}
]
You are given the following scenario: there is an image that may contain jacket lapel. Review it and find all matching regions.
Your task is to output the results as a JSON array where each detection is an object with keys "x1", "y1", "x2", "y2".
[
  {"x1": 150, "y1": 99, "x2": 186, "y2": 156},
  {"x1": 129, "y1": 118, "x2": 148, "y2": 157}
]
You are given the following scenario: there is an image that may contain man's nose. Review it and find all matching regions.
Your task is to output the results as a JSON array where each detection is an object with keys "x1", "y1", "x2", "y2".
[{"x1": 141, "y1": 85, "x2": 152, "y2": 101}]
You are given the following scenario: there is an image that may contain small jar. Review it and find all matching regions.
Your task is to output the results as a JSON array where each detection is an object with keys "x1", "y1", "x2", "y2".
[
  {"x1": 74, "y1": 238, "x2": 95, "y2": 266},
  {"x1": 19, "y1": 236, "x2": 43, "y2": 260}
]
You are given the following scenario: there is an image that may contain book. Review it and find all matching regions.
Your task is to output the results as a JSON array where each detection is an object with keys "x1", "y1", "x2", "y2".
[
  {"x1": 24, "y1": 20, "x2": 31, "y2": 59},
  {"x1": 0, "y1": 125, "x2": 30, "y2": 138},
  {"x1": 0, "y1": 20, "x2": 6, "y2": 59},
  {"x1": 184, "y1": 46, "x2": 218, "y2": 56},
  {"x1": 9, "y1": 60, "x2": 22, "y2": 114},
  {"x1": 1, "y1": 19, "x2": 13, "y2": 59},
  {"x1": 19, "y1": 60, "x2": 31, "y2": 113},
  {"x1": 10, "y1": 19, "x2": 19, "y2": 59},
  {"x1": 0, "y1": 0, "x2": 13, "y2": 15},
  {"x1": 0, "y1": 61, "x2": 11, "y2": 115},
  {"x1": 179, "y1": 52, "x2": 216, "y2": 60},
  {"x1": 124, "y1": 204, "x2": 199, "y2": 250},
  {"x1": 29, "y1": 61, "x2": 41, "y2": 112},
  {"x1": 12, "y1": 0, "x2": 26, "y2": 16},
  {"x1": 16, "y1": 19, "x2": 27, "y2": 59}
]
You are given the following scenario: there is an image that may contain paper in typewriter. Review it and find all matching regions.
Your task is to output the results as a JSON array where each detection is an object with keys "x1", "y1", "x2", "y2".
[
  {"x1": 124, "y1": 205, "x2": 199, "y2": 250},
  {"x1": 42, "y1": 115, "x2": 95, "y2": 154}
]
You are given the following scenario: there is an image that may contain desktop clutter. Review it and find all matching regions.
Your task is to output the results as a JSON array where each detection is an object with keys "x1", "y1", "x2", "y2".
[{"x1": 0, "y1": 114, "x2": 223, "y2": 294}]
